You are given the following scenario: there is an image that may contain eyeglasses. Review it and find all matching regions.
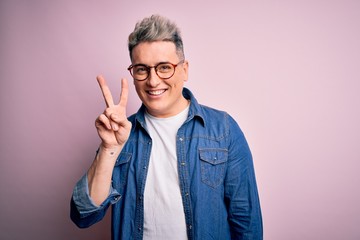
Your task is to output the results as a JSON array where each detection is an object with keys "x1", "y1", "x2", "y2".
[{"x1": 128, "y1": 60, "x2": 184, "y2": 81}]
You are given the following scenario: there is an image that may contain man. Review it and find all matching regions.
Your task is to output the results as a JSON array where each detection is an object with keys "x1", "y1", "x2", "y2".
[{"x1": 71, "y1": 15, "x2": 263, "y2": 240}]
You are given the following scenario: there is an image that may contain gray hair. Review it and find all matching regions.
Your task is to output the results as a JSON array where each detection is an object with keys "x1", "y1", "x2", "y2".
[{"x1": 128, "y1": 15, "x2": 185, "y2": 60}]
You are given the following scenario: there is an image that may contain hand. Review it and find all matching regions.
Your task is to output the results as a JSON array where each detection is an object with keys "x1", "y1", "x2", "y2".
[{"x1": 95, "y1": 75, "x2": 132, "y2": 150}]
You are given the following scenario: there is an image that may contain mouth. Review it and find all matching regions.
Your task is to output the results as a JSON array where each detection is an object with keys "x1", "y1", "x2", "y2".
[{"x1": 147, "y1": 89, "x2": 167, "y2": 96}]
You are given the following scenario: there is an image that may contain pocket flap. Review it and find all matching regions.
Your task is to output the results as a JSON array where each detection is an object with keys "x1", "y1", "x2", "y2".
[
  {"x1": 115, "y1": 152, "x2": 132, "y2": 166},
  {"x1": 199, "y1": 148, "x2": 228, "y2": 165}
]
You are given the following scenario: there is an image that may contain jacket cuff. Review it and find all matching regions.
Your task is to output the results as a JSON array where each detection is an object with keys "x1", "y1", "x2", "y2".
[{"x1": 72, "y1": 173, "x2": 120, "y2": 217}]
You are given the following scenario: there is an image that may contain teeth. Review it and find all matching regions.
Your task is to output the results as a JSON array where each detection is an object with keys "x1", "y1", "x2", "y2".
[{"x1": 148, "y1": 90, "x2": 165, "y2": 95}]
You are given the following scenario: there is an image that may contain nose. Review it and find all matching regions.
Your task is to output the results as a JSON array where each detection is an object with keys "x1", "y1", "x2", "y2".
[{"x1": 146, "y1": 67, "x2": 161, "y2": 87}]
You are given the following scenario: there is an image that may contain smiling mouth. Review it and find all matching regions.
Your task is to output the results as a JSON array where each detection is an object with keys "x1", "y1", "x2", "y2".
[{"x1": 147, "y1": 89, "x2": 166, "y2": 96}]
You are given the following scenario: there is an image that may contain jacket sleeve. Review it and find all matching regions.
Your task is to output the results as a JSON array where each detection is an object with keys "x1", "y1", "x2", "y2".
[
  {"x1": 70, "y1": 173, "x2": 121, "y2": 228},
  {"x1": 224, "y1": 115, "x2": 263, "y2": 240}
]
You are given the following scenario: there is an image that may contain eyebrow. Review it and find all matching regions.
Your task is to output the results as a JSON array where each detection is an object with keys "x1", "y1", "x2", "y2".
[{"x1": 132, "y1": 61, "x2": 172, "y2": 67}]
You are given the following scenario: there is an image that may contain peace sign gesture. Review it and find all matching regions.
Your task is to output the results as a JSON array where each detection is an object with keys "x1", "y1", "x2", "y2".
[{"x1": 95, "y1": 75, "x2": 132, "y2": 150}]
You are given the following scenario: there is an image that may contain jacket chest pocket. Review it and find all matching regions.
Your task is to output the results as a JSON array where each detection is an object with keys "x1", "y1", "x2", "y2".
[
  {"x1": 199, "y1": 148, "x2": 228, "y2": 188},
  {"x1": 113, "y1": 152, "x2": 132, "y2": 187}
]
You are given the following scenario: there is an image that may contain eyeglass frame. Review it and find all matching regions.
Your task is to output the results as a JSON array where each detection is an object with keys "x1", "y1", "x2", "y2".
[{"x1": 127, "y1": 60, "x2": 185, "y2": 81}]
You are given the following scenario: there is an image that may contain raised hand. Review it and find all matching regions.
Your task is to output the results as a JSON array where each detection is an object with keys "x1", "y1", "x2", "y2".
[{"x1": 95, "y1": 75, "x2": 132, "y2": 150}]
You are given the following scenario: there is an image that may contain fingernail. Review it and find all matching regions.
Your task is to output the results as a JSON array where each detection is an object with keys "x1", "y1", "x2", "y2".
[{"x1": 112, "y1": 123, "x2": 118, "y2": 131}]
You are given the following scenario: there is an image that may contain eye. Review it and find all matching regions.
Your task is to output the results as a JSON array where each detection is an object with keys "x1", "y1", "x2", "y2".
[
  {"x1": 157, "y1": 64, "x2": 172, "y2": 72},
  {"x1": 134, "y1": 65, "x2": 148, "y2": 75}
]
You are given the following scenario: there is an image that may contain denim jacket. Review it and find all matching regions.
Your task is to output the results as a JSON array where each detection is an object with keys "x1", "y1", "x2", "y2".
[{"x1": 71, "y1": 88, "x2": 263, "y2": 240}]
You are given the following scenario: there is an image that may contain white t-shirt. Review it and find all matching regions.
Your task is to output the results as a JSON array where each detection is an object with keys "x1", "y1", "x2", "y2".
[{"x1": 143, "y1": 106, "x2": 189, "y2": 240}]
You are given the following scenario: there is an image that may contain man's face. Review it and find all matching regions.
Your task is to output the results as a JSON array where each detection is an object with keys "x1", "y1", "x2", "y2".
[{"x1": 131, "y1": 41, "x2": 189, "y2": 118}]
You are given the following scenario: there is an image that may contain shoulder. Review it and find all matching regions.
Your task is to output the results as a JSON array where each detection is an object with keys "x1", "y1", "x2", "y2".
[
  {"x1": 196, "y1": 104, "x2": 245, "y2": 139},
  {"x1": 199, "y1": 104, "x2": 227, "y2": 116},
  {"x1": 199, "y1": 104, "x2": 238, "y2": 126}
]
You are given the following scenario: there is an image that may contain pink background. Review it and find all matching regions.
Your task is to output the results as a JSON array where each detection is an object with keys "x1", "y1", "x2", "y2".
[{"x1": 1, "y1": 0, "x2": 359, "y2": 239}]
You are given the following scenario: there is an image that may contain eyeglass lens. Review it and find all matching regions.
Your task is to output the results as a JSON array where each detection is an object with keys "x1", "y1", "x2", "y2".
[{"x1": 130, "y1": 63, "x2": 176, "y2": 81}]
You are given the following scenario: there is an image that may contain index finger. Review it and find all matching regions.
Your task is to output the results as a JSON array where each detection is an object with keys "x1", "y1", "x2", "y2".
[
  {"x1": 118, "y1": 78, "x2": 129, "y2": 108},
  {"x1": 97, "y1": 75, "x2": 114, "y2": 107}
]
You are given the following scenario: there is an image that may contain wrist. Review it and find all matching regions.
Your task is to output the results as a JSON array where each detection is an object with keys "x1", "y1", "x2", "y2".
[
  {"x1": 99, "y1": 144, "x2": 122, "y2": 156},
  {"x1": 89, "y1": 145, "x2": 121, "y2": 179}
]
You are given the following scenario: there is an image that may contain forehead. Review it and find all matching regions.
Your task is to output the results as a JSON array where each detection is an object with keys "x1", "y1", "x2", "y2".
[{"x1": 131, "y1": 41, "x2": 178, "y2": 64}]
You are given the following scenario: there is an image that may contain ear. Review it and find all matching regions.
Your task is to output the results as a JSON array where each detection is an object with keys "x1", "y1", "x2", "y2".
[{"x1": 182, "y1": 60, "x2": 189, "y2": 82}]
